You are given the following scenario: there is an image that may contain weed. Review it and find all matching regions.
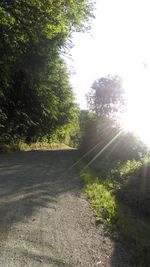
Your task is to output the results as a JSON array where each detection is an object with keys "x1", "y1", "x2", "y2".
[{"x1": 78, "y1": 156, "x2": 150, "y2": 266}]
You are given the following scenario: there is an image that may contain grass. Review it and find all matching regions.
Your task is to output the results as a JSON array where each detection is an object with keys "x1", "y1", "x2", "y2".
[
  {"x1": 80, "y1": 167, "x2": 117, "y2": 224},
  {"x1": 78, "y1": 156, "x2": 150, "y2": 267},
  {"x1": 0, "y1": 140, "x2": 70, "y2": 153}
]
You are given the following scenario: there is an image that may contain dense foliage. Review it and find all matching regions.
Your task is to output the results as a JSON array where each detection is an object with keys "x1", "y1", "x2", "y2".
[
  {"x1": 86, "y1": 75, "x2": 125, "y2": 118},
  {"x1": 78, "y1": 75, "x2": 150, "y2": 266},
  {"x1": 0, "y1": 0, "x2": 94, "y2": 145},
  {"x1": 79, "y1": 76, "x2": 146, "y2": 161},
  {"x1": 79, "y1": 156, "x2": 150, "y2": 266}
]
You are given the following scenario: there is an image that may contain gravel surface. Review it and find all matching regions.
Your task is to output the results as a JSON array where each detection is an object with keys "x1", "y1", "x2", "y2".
[{"x1": 0, "y1": 149, "x2": 131, "y2": 267}]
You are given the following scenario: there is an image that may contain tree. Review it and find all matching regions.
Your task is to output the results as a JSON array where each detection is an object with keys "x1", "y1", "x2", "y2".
[
  {"x1": 0, "y1": 0, "x2": 95, "y2": 144},
  {"x1": 87, "y1": 75, "x2": 125, "y2": 119}
]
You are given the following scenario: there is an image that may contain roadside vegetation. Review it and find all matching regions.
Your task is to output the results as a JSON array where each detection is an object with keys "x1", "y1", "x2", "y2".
[
  {"x1": 77, "y1": 76, "x2": 150, "y2": 267},
  {"x1": 0, "y1": 0, "x2": 94, "y2": 151},
  {"x1": 1, "y1": 2, "x2": 150, "y2": 266},
  {"x1": 0, "y1": 139, "x2": 70, "y2": 153}
]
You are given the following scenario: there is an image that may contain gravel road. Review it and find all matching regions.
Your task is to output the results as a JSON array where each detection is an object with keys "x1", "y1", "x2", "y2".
[{"x1": 0, "y1": 149, "x2": 131, "y2": 267}]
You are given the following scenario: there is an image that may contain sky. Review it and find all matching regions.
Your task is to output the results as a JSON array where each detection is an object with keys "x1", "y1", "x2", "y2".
[{"x1": 66, "y1": 0, "x2": 150, "y2": 109}]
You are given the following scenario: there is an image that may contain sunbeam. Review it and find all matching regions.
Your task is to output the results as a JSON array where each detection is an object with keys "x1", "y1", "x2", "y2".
[{"x1": 83, "y1": 129, "x2": 123, "y2": 169}]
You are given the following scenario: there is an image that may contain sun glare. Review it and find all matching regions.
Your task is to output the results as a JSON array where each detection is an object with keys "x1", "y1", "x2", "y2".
[
  {"x1": 122, "y1": 67, "x2": 150, "y2": 146},
  {"x1": 68, "y1": 0, "x2": 150, "y2": 147}
]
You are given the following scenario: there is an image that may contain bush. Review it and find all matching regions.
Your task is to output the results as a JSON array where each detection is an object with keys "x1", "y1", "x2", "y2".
[{"x1": 78, "y1": 155, "x2": 150, "y2": 266}]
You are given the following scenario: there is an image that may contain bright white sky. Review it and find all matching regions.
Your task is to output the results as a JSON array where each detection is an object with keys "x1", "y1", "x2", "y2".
[{"x1": 67, "y1": 0, "x2": 150, "y2": 109}]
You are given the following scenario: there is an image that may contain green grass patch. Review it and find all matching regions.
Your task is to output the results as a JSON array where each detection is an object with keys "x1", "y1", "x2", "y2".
[
  {"x1": 80, "y1": 166, "x2": 117, "y2": 224},
  {"x1": 78, "y1": 157, "x2": 150, "y2": 266},
  {"x1": 0, "y1": 140, "x2": 69, "y2": 153}
]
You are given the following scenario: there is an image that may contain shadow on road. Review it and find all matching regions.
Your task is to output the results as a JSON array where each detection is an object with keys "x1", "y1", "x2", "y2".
[
  {"x1": 0, "y1": 149, "x2": 131, "y2": 266},
  {"x1": 0, "y1": 150, "x2": 78, "y2": 238}
]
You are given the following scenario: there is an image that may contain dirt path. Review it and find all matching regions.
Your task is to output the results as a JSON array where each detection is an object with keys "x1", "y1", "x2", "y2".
[{"x1": 0, "y1": 149, "x2": 131, "y2": 267}]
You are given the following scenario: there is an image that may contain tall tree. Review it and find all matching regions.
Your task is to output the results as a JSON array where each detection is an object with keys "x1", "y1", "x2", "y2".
[
  {"x1": 0, "y1": 0, "x2": 94, "y2": 144},
  {"x1": 87, "y1": 76, "x2": 125, "y2": 119}
]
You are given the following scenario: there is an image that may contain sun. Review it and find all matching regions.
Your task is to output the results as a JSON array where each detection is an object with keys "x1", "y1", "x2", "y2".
[{"x1": 122, "y1": 67, "x2": 150, "y2": 146}]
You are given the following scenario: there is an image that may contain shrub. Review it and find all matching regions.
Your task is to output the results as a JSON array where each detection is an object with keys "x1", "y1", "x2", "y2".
[{"x1": 78, "y1": 155, "x2": 150, "y2": 266}]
